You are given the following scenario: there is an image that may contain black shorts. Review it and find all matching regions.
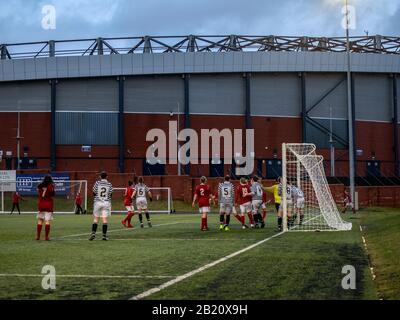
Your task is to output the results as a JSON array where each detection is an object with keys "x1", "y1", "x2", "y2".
[{"x1": 275, "y1": 203, "x2": 281, "y2": 212}]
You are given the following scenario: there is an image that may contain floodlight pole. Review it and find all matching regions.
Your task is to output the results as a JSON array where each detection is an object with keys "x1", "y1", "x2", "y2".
[
  {"x1": 177, "y1": 102, "x2": 181, "y2": 176},
  {"x1": 345, "y1": 0, "x2": 356, "y2": 206}
]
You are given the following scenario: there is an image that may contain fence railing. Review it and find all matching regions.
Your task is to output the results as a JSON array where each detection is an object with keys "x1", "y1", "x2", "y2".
[{"x1": 1, "y1": 35, "x2": 400, "y2": 60}]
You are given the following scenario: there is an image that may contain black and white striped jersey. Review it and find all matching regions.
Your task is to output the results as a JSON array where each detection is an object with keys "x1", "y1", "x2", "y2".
[
  {"x1": 250, "y1": 182, "x2": 264, "y2": 201},
  {"x1": 135, "y1": 183, "x2": 149, "y2": 199},
  {"x1": 292, "y1": 186, "x2": 304, "y2": 199},
  {"x1": 93, "y1": 179, "x2": 113, "y2": 202},
  {"x1": 218, "y1": 182, "x2": 235, "y2": 204}
]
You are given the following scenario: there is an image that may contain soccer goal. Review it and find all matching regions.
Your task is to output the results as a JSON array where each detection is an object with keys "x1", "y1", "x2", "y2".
[
  {"x1": 282, "y1": 143, "x2": 352, "y2": 232},
  {"x1": 0, "y1": 180, "x2": 88, "y2": 215},
  {"x1": 111, "y1": 187, "x2": 173, "y2": 214}
]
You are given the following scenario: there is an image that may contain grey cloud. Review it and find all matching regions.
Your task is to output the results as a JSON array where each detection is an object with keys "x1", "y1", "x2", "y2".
[{"x1": 0, "y1": 0, "x2": 399, "y2": 44}]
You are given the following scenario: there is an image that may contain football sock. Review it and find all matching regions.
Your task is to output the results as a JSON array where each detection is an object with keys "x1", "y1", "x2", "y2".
[
  {"x1": 201, "y1": 217, "x2": 206, "y2": 229},
  {"x1": 45, "y1": 224, "x2": 50, "y2": 239},
  {"x1": 139, "y1": 214, "x2": 143, "y2": 223},
  {"x1": 205, "y1": 216, "x2": 208, "y2": 228},
  {"x1": 127, "y1": 212, "x2": 134, "y2": 223},
  {"x1": 278, "y1": 217, "x2": 282, "y2": 229},
  {"x1": 262, "y1": 211, "x2": 267, "y2": 221},
  {"x1": 234, "y1": 214, "x2": 242, "y2": 224},
  {"x1": 36, "y1": 224, "x2": 42, "y2": 239},
  {"x1": 241, "y1": 215, "x2": 246, "y2": 225},
  {"x1": 145, "y1": 212, "x2": 150, "y2": 221},
  {"x1": 300, "y1": 215, "x2": 304, "y2": 224},
  {"x1": 225, "y1": 215, "x2": 230, "y2": 226},
  {"x1": 91, "y1": 223, "x2": 98, "y2": 233},
  {"x1": 219, "y1": 214, "x2": 225, "y2": 224},
  {"x1": 247, "y1": 213, "x2": 254, "y2": 225},
  {"x1": 102, "y1": 224, "x2": 108, "y2": 236}
]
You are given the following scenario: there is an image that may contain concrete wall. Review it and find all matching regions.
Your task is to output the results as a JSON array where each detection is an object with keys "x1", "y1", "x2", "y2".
[{"x1": 1, "y1": 52, "x2": 399, "y2": 82}]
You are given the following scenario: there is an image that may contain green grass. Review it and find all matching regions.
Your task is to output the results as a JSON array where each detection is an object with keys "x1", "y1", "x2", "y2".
[
  {"x1": 358, "y1": 207, "x2": 400, "y2": 300},
  {"x1": 2, "y1": 205, "x2": 397, "y2": 300},
  {"x1": 2, "y1": 194, "x2": 191, "y2": 213}
]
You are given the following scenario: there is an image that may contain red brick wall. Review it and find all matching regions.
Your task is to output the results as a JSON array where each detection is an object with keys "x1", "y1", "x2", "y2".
[{"x1": 0, "y1": 113, "x2": 398, "y2": 177}]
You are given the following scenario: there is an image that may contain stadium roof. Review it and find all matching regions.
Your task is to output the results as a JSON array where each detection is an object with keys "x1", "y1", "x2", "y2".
[{"x1": 1, "y1": 35, "x2": 400, "y2": 59}]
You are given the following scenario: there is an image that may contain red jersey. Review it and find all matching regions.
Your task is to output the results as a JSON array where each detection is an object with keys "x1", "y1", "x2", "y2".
[
  {"x1": 124, "y1": 186, "x2": 135, "y2": 206},
  {"x1": 344, "y1": 193, "x2": 352, "y2": 203},
  {"x1": 38, "y1": 184, "x2": 55, "y2": 212},
  {"x1": 236, "y1": 184, "x2": 252, "y2": 205},
  {"x1": 12, "y1": 193, "x2": 21, "y2": 204},
  {"x1": 195, "y1": 184, "x2": 211, "y2": 208},
  {"x1": 75, "y1": 195, "x2": 82, "y2": 206}
]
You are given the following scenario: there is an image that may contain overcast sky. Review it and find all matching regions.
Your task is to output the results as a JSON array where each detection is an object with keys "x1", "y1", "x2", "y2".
[{"x1": 1, "y1": 0, "x2": 399, "y2": 44}]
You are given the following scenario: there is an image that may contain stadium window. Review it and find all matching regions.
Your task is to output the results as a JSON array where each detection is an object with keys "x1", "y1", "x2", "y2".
[
  {"x1": 143, "y1": 159, "x2": 166, "y2": 176},
  {"x1": 305, "y1": 118, "x2": 348, "y2": 149},
  {"x1": 210, "y1": 158, "x2": 224, "y2": 177},
  {"x1": 55, "y1": 112, "x2": 118, "y2": 145}
]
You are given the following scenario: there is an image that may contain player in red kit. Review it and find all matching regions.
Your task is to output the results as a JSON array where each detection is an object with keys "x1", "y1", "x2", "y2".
[
  {"x1": 192, "y1": 176, "x2": 214, "y2": 231},
  {"x1": 10, "y1": 192, "x2": 24, "y2": 215},
  {"x1": 121, "y1": 180, "x2": 135, "y2": 228},
  {"x1": 235, "y1": 177, "x2": 253, "y2": 228},
  {"x1": 36, "y1": 175, "x2": 55, "y2": 241},
  {"x1": 342, "y1": 189, "x2": 355, "y2": 214},
  {"x1": 74, "y1": 193, "x2": 84, "y2": 214}
]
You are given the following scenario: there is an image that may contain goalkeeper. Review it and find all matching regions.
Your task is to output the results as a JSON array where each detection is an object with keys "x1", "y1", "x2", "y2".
[{"x1": 263, "y1": 177, "x2": 283, "y2": 231}]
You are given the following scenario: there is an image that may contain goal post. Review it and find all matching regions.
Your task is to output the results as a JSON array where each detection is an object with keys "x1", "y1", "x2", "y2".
[
  {"x1": 0, "y1": 180, "x2": 88, "y2": 215},
  {"x1": 111, "y1": 187, "x2": 173, "y2": 214},
  {"x1": 282, "y1": 143, "x2": 352, "y2": 232}
]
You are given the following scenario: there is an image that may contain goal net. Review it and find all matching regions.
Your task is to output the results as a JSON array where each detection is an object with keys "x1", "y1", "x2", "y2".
[
  {"x1": 111, "y1": 187, "x2": 173, "y2": 214},
  {"x1": 282, "y1": 143, "x2": 352, "y2": 232},
  {"x1": 0, "y1": 180, "x2": 87, "y2": 215}
]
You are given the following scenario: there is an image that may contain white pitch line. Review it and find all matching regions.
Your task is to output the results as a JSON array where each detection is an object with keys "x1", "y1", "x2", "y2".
[
  {"x1": 130, "y1": 215, "x2": 324, "y2": 300},
  {"x1": 0, "y1": 274, "x2": 175, "y2": 279},
  {"x1": 56, "y1": 221, "x2": 181, "y2": 239},
  {"x1": 129, "y1": 230, "x2": 285, "y2": 300},
  {"x1": 57, "y1": 238, "x2": 260, "y2": 242}
]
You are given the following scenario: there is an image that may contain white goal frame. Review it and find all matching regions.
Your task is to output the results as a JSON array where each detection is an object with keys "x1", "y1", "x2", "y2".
[
  {"x1": 282, "y1": 143, "x2": 352, "y2": 232},
  {"x1": 0, "y1": 180, "x2": 88, "y2": 215},
  {"x1": 112, "y1": 187, "x2": 173, "y2": 214}
]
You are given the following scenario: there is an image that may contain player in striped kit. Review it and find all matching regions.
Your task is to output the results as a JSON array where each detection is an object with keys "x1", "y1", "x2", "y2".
[
  {"x1": 121, "y1": 180, "x2": 135, "y2": 228},
  {"x1": 250, "y1": 176, "x2": 265, "y2": 228},
  {"x1": 278, "y1": 182, "x2": 294, "y2": 229},
  {"x1": 134, "y1": 176, "x2": 153, "y2": 228},
  {"x1": 89, "y1": 171, "x2": 113, "y2": 241},
  {"x1": 292, "y1": 185, "x2": 305, "y2": 225},
  {"x1": 217, "y1": 175, "x2": 236, "y2": 231}
]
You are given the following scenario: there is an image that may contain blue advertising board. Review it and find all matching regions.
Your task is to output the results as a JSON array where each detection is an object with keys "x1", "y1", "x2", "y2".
[{"x1": 16, "y1": 173, "x2": 70, "y2": 196}]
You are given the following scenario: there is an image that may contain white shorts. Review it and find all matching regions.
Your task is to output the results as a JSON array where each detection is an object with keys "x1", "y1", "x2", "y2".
[
  {"x1": 279, "y1": 201, "x2": 293, "y2": 211},
  {"x1": 252, "y1": 200, "x2": 263, "y2": 214},
  {"x1": 261, "y1": 203, "x2": 266, "y2": 210},
  {"x1": 296, "y1": 198, "x2": 305, "y2": 209},
  {"x1": 199, "y1": 206, "x2": 210, "y2": 213},
  {"x1": 219, "y1": 203, "x2": 234, "y2": 214},
  {"x1": 125, "y1": 205, "x2": 134, "y2": 212},
  {"x1": 93, "y1": 201, "x2": 111, "y2": 218},
  {"x1": 37, "y1": 211, "x2": 53, "y2": 221},
  {"x1": 136, "y1": 198, "x2": 148, "y2": 210},
  {"x1": 344, "y1": 201, "x2": 354, "y2": 208},
  {"x1": 240, "y1": 202, "x2": 252, "y2": 214}
]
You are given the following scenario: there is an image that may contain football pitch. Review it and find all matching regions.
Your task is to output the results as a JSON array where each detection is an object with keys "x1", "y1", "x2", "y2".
[{"x1": 0, "y1": 207, "x2": 399, "y2": 300}]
